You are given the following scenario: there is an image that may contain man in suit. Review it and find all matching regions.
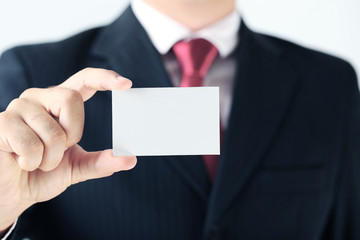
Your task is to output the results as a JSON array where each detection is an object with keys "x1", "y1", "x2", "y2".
[{"x1": 0, "y1": 0, "x2": 359, "y2": 239}]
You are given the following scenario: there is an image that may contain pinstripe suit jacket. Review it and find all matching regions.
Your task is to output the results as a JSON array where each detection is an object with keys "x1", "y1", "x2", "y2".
[{"x1": 1, "y1": 6, "x2": 360, "y2": 240}]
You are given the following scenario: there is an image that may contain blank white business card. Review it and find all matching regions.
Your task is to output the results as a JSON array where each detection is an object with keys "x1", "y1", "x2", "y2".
[{"x1": 112, "y1": 87, "x2": 220, "y2": 156}]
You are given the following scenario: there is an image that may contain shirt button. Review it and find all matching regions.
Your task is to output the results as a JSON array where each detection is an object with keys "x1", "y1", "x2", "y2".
[{"x1": 208, "y1": 225, "x2": 221, "y2": 240}]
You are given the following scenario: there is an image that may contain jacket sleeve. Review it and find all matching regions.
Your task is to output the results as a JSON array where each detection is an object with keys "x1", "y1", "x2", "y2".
[
  {"x1": 0, "y1": 49, "x2": 31, "y2": 240},
  {"x1": 0, "y1": 48, "x2": 32, "y2": 111}
]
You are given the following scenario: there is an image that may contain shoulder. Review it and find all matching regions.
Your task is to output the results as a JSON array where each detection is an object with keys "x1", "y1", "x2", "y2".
[
  {"x1": 1, "y1": 27, "x2": 102, "y2": 87},
  {"x1": 9, "y1": 27, "x2": 101, "y2": 61},
  {"x1": 253, "y1": 30, "x2": 355, "y2": 76},
  {"x1": 250, "y1": 29, "x2": 357, "y2": 95}
]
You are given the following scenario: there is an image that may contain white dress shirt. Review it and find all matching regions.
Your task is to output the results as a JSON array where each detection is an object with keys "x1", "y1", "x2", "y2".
[
  {"x1": 2, "y1": 2, "x2": 241, "y2": 239},
  {"x1": 132, "y1": 0, "x2": 241, "y2": 128}
]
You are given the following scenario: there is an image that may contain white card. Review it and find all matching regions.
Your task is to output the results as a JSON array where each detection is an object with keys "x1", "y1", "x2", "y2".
[{"x1": 112, "y1": 87, "x2": 220, "y2": 156}]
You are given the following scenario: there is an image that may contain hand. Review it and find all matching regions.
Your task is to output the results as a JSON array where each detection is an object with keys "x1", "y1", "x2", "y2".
[{"x1": 0, "y1": 68, "x2": 137, "y2": 233}]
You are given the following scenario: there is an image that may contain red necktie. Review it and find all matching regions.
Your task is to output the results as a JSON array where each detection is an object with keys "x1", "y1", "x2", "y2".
[{"x1": 173, "y1": 38, "x2": 220, "y2": 182}]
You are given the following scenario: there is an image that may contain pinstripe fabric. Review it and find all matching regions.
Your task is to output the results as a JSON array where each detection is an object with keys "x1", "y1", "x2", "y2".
[{"x1": 1, "y1": 6, "x2": 360, "y2": 240}]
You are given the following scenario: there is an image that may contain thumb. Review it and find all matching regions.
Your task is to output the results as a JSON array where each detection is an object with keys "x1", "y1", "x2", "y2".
[{"x1": 66, "y1": 145, "x2": 137, "y2": 185}]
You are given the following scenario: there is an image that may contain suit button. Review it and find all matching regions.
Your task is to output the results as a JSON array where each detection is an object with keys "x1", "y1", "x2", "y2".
[{"x1": 208, "y1": 226, "x2": 221, "y2": 240}]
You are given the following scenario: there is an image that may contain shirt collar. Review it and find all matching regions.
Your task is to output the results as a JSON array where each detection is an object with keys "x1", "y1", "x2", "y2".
[{"x1": 131, "y1": 0, "x2": 240, "y2": 58}]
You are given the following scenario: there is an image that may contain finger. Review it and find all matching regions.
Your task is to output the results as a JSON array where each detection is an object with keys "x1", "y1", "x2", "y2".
[
  {"x1": 64, "y1": 145, "x2": 137, "y2": 184},
  {"x1": 20, "y1": 87, "x2": 84, "y2": 147},
  {"x1": 7, "y1": 98, "x2": 67, "y2": 172},
  {"x1": 0, "y1": 112, "x2": 43, "y2": 171},
  {"x1": 59, "y1": 68, "x2": 132, "y2": 101}
]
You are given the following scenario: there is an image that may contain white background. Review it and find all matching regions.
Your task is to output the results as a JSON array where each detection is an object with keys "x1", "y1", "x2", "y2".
[{"x1": 0, "y1": 0, "x2": 359, "y2": 80}]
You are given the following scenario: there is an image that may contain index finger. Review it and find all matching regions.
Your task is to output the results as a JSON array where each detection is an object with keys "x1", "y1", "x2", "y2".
[{"x1": 59, "y1": 68, "x2": 132, "y2": 101}]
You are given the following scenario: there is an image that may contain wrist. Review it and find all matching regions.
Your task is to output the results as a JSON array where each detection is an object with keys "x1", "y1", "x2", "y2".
[
  {"x1": 0, "y1": 199, "x2": 30, "y2": 234},
  {"x1": 0, "y1": 217, "x2": 16, "y2": 234},
  {"x1": 0, "y1": 224, "x2": 12, "y2": 238},
  {"x1": 0, "y1": 217, "x2": 18, "y2": 239}
]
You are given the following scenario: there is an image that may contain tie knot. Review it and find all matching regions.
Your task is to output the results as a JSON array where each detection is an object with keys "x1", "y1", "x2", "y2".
[{"x1": 173, "y1": 39, "x2": 218, "y2": 84}]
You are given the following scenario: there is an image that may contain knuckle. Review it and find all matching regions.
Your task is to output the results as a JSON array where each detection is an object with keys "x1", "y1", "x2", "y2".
[
  {"x1": 63, "y1": 89, "x2": 83, "y2": 105},
  {"x1": 67, "y1": 130, "x2": 83, "y2": 146},
  {"x1": 72, "y1": 132, "x2": 83, "y2": 145},
  {"x1": 30, "y1": 139, "x2": 44, "y2": 153},
  {"x1": 80, "y1": 67, "x2": 112, "y2": 77},
  {"x1": 108, "y1": 70, "x2": 118, "y2": 75},
  {"x1": 81, "y1": 67, "x2": 95, "y2": 74},
  {"x1": 30, "y1": 112, "x2": 44, "y2": 122},
  {"x1": 48, "y1": 127, "x2": 67, "y2": 145},
  {"x1": 6, "y1": 98, "x2": 28, "y2": 111},
  {"x1": 19, "y1": 87, "x2": 38, "y2": 99},
  {"x1": 18, "y1": 132, "x2": 43, "y2": 153},
  {"x1": 0, "y1": 111, "x2": 13, "y2": 125},
  {"x1": 18, "y1": 156, "x2": 41, "y2": 171}
]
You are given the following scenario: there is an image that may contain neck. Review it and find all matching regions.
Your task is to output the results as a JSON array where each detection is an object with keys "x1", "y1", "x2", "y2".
[{"x1": 143, "y1": 0, "x2": 236, "y2": 31}]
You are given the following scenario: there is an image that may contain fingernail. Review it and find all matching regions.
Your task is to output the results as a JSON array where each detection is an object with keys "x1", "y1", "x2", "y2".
[
  {"x1": 116, "y1": 76, "x2": 132, "y2": 88},
  {"x1": 116, "y1": 75, "x2": 128, "y2": 81}
]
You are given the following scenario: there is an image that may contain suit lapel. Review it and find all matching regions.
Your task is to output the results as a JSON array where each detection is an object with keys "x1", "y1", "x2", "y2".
[
  {"x1": 90, "y1": 7, "x2": 210, "y2": 202},
  {"x1": 204, "y1": 24, "x2": 300, "y2": 231}
]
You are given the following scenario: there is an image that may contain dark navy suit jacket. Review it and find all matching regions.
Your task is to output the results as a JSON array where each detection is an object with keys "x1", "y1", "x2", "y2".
[{"x1": 1, "y1": 7, "x2": 360, "y2": 240}]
